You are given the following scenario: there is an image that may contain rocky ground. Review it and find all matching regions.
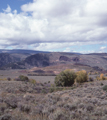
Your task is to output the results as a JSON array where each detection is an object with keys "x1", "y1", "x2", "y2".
[{"x1": 0, "y1": 80, "x2": 107, "y2": 120}]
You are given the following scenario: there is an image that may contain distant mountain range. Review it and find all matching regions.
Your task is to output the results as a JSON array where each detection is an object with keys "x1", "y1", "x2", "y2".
[
  {"x1": 0, "y1": 49, "x2": 81, "y2": 55},
  {"x1": 0, "y1": 49, "x2": 49, "y2": 54},
  {"x1": 0, "y1": 49, "x2": 107, "y2": 73}
]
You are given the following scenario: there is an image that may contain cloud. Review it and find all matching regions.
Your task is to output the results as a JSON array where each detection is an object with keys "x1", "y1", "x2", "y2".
[
  {"x1": 3, "y1": 5, "x2": 11, "y2": 13},
  {"x1": 31, "y1": 42, "x2": 76, "y2": 51},
  {"x1": 0, "y1": 0, "x2": 107, "y2": 51},
  {"x1": 100, "y1": 46, "x2": 107, "y2": 50},
  {"x1": 80, "y1": 50, "x2": 96, "y2": 54},
  {"x1": 63, "y1": 48, "x2": 72, "y2": 52}
]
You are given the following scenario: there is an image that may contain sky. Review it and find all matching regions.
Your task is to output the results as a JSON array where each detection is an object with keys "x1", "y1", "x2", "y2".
[{"x1": 0, "y1": 0, "x2": 107, "y2": 53}]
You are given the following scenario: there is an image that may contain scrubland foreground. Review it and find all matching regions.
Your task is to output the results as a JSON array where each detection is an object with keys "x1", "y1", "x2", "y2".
[{"x1": 0, "y1": 79, "x2": 107, "y2": 120}]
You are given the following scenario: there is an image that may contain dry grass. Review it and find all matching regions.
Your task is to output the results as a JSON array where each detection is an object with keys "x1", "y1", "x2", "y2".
[{"x1": 0, "y1": 79, "x2": 107, "y2": 119}]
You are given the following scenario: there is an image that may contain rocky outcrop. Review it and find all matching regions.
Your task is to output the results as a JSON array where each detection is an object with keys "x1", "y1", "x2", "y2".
[
  {"x1": 72, "y1": 57, "x2": 80, "y2": 62},
  {"x1": 59, "y1": 56, "x2": 71, "y2": 61},
  {"x1": 24, "y1": 53, "x2": 50, "y2": 67}
]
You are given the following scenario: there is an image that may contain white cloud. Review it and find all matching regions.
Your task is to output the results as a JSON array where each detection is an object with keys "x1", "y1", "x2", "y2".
[
  {"x1": 63, "y1": 48, "x2": 71, "y2": 52},
  {"x1": 85, "y1": 0, "x2": 107, "y2": 16},
  {"x1": 3, "y1": 5, "x2": 11, "y2": 13},
  {"x1": 100, "y1": 46, "x2": 107, "y2": 50},
  {"x1": 0, "y1": 0, "x2": 107, "y2": 51},
  {"x1": 31, "y1": 42, "x2": 76, "y2": 51},
  {"x1": 13, "y1": 10, "x2": 17, "y2": 14},
  {"x1": 80, "y1": 50, "x2": 96, "y2": 54}
]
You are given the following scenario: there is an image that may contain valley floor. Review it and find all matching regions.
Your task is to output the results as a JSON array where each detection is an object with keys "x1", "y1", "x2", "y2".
[{"x1": 0, "y1": 70, "x2": 55, "y2": 84}]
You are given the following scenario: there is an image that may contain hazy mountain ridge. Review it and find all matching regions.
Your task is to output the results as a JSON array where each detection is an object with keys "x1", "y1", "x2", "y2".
[
  {"x1": 0, "y1": 49, "x2": 49, "y2": 54},
  {"x1": 0, "y1": 50, "x2": 107, "y2": 72},
  {"x1": 0, "y1": 53, "x2": 20, "y2": 68}
]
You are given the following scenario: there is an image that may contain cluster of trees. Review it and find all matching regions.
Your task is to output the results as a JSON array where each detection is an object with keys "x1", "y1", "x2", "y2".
[
  {"x1": 96, "y1": 73, "x2": 107, "y2": 80},
  {"x1": 55, "y1": 69, "x2": 88, "y2": 87}
]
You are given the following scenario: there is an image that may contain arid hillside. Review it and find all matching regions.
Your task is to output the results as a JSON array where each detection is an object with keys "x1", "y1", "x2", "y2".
[{"x1": 0, "y1": 51, "x2": 107, "y2": 75}]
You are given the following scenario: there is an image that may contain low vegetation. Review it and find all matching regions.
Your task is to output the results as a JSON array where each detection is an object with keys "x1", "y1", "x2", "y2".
[
  {"x1": 96, "y1": 74, "x2": 107, "y2": 81},
  {"x1": 0, "y1": 79, "x2": 107, "y2": 119},
  {"x1": 55, "y1": 69, "x2": 88, "y2": 87},
  {"x1": 18, "y1": 75, "x2": 29, "y2": 82},
  {"x1": 55, "y1": 69, "x2": 76, "y2": 87},
  {"x1": 76, "y1": 70, "x2": 88, "y2": 83},
  {"x1": 0, "y1": 69, "x2": 107, "y2": 119},
  {"x1": 103, "y1": 85, "x2": 107, "y2": 91}
]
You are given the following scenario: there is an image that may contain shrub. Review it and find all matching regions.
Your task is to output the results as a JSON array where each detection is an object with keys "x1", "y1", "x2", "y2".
[
  {"x1": 18, "y1": 75, "x2": 29, "y2": 82},
  {"x1": 0, "y1": 103, "x2": 7, "y2": 115},
  {"x1": 75, "y1": 70, "x2": 88, "y2": 83},
  {"x1": 7, "y1": 77, "x2": 11, "y2": 81},
  {"x1": 42, "y1": 89, "x2": 47, "y2": 94},
  {"x1": 99, "y1": 74, "x2": 107, "y2": 80},
  {"x1": 96, "y1": 74, "x2": 107, "y2": 80},
  {"x1": 0, "y1": 114, "x2": 11, "y2": 120},
  {"x1": 11, "y1": 112, "x2": 28, "y2": 120},
  {"x1": 30, "y1": 79, "x2": 36, "y2": 85},
  {"x1": 103, "y1": 85, "x2": 107, "y2": 92},
  {"x1": 49, "y1": 109, "x2": 68, "y2": 120},
  {"x1": 101, "y1": 83, "x2": 104, "y2": 86},
  {"x1": 88, "y1": 72, "x2": 91, "y2": 75},
  {"x1": 89, "y1": 77, "x2": 94, "y2": 82},
  {"x1": 5, "y1": 95, "x2": 18, "y2": 109},
  {"x1": 95, "y1": 72, "x2": 99, "y2": 75},
  {"x1": 49, "y1": 87, "x2": 55, "y2": 93},
  {"x1": 96, "y1": 76, "x2": 100, "y2": 80},
  {"x1": 54, "y1": 69, "x2": 76, "y2": 87},
  {"x1": 19, "y1": 104, "x2": 31, "y2": 113}
]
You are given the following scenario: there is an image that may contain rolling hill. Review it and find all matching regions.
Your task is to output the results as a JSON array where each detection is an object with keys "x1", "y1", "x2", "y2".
[{"x1": 0, "y1": 50, "x2": 107, "y2": 73}]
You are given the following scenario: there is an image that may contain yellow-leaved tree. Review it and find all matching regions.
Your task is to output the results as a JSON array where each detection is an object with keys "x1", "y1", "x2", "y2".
[{"x1": 75, "y1": 70, "x2": 88, "y2": 83}]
